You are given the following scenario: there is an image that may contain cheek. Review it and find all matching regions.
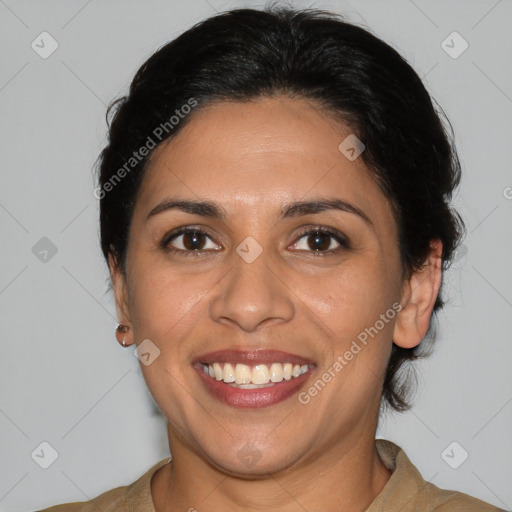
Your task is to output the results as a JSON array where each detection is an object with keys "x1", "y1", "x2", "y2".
[
  {"x1": 296, "y1": 262, "x2": 398, "y2": 379},
  {"x1": 301, "y1": 262, "x2": 393, "y2": 329},
  {"x1": 128, "y1": 266, "x2": 206, "y2": 420},
  {"x1": 127, "y1": 260, "x2": 209, "y2": 344}
]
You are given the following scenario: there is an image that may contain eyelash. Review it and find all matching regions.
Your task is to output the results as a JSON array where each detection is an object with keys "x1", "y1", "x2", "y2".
[{"x1": 160, "y1": 226, "x2": 350, "y2": 258}]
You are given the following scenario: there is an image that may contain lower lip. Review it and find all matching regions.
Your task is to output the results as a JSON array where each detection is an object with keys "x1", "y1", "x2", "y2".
[{"x1": 194, "y1": 365, "x2": 313, "y2": 408}]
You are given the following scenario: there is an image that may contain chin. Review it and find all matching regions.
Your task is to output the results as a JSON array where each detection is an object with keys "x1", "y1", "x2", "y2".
[{"x1": 201, "y1": 440, "x2": 302, "y2": 478}]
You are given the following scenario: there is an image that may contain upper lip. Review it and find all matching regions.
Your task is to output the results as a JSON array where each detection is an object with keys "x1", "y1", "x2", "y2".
[{"x1": 192, "y1": 349, "x2": 315, "y2": 366}]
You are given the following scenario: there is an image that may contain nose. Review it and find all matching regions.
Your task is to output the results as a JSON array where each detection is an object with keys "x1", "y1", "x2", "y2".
[{"x1": 209, "y1": 245, "x2": 295, "y2": 332}]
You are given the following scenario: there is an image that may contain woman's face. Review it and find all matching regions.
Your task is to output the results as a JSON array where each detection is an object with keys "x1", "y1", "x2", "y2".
[{"x1": 113, "y1": 96, "x2": 408, "y2": 475}]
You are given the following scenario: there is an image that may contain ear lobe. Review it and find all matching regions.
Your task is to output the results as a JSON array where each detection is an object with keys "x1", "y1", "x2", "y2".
[
  {"x1": 108, "y1": 252, "x2": 134, "y2": 345},
  {"x1": 393, "y1": 239, "x2": 443, "y2": 349}
]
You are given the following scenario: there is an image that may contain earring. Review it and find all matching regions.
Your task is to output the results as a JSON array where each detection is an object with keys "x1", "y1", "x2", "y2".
[{"x1": 116, "y1": 324, "x2": 129, "y2": 347}]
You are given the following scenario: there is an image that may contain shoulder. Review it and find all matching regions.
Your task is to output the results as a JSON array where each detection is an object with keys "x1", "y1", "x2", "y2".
[
  {"x1": 373, "y1": 439, "x2": 506, "y2": 512},
  {"x1": 34, "y1": 456, "x2": 172, "y2": 512},
  {"x1": 429, "y1": 486, "x2": 507, "y2": 511},
  {"x1": 34, "y1": 487, "x2": 126, "y2": 512}
]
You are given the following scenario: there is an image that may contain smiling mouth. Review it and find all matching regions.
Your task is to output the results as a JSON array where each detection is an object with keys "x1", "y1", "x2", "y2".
[
  {"x1": 199, "y1": 362, "x2": 310, "y2": 388},
  {"x1": 192, "y1": 349, "x2": 315, "y2": 407}
]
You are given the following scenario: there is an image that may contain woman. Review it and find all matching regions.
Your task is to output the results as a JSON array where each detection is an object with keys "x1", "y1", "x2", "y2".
[{"x1": 39, "y1": 6, "x2": 505, "y2": 512}]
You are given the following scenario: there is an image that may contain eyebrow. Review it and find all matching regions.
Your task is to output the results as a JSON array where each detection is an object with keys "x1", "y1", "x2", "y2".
[{"x1": 146, "y1": 197, "x2": 373, "y2": 227}]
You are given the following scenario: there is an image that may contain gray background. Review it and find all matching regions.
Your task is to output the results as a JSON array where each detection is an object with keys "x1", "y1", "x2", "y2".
[{"x1": 1, "y1": 0, "x2": 511, "y2": 510}]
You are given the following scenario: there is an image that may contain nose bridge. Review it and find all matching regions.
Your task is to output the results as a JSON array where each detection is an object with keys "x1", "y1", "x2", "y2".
[{"x1": 209, "y1": 238, "x2": 294, "y2": 331}]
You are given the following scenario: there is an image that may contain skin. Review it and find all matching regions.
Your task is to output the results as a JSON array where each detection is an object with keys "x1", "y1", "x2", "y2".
[{"x1": 110, "y1": 96, "x2": 442, "y2": 512}]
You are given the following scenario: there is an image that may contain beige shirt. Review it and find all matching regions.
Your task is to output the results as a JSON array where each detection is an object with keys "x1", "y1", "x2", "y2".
[{"x1": 36, "y1": 439, "x2": 506, "y2": 511}]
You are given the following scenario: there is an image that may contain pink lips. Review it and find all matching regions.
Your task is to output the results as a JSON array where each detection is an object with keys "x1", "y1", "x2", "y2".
[
  {"x1": 192, "y1": 349, "x2": 315, "y2": 366},
  {"x1": 192, "y1": 349, "x2": 316, "y2": 409}
]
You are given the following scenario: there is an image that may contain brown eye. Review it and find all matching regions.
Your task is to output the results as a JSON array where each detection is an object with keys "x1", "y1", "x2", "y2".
[
  {"x1": 179, "y1": 230, "x2": 207, "y2": 250},
  {"x1": 290, "y1": 228, "x2": 349, "y2": 255},
  {"x1": 306, "y1": 231, "x2": 332, "y2": 251},
  {"x1": 162, "y1": 228, "x2": 221, "y2": 255}
]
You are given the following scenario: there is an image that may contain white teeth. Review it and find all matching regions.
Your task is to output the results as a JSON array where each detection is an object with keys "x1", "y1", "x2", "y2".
[
  {"x1": 270, "y1": 363, "x2": 284, "y2": 382},
  {"x1": 223, "y1": 363, "x2": 235, "y2": 383},
  {"x1": 228, "y1": 382, "x2": 275, "y2": 389},
  {"x1": 234, "y1": 363, "x2": 252, "y2": 384},
  {"x1": 203, "y1": 362, "x2": 309, "y2": 385},
  {"x1": 251, "y1": 365, "x2": 270, "y2": 385},
  {"x1": 213, "y1": 362, "x2": 223, "y2": 381}
]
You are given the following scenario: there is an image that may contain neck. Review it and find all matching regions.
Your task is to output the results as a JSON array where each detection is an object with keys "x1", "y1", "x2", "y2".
[{"x1": 152, "y1": 427, "x2": 391, "y2": 512}]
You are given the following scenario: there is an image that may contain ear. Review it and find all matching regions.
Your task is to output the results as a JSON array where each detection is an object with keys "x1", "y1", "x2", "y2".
[
  {"x1": 109, "y1": 252, "x2": 134, "y2": 346},
  {"x1": 393, "y1": 239, "x2": 443, "y2": 349}
]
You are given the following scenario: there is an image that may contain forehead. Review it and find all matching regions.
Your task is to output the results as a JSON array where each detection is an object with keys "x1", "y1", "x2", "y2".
[{"x1": 135, "y1": 96, "x2": 394, "y2": 231}]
